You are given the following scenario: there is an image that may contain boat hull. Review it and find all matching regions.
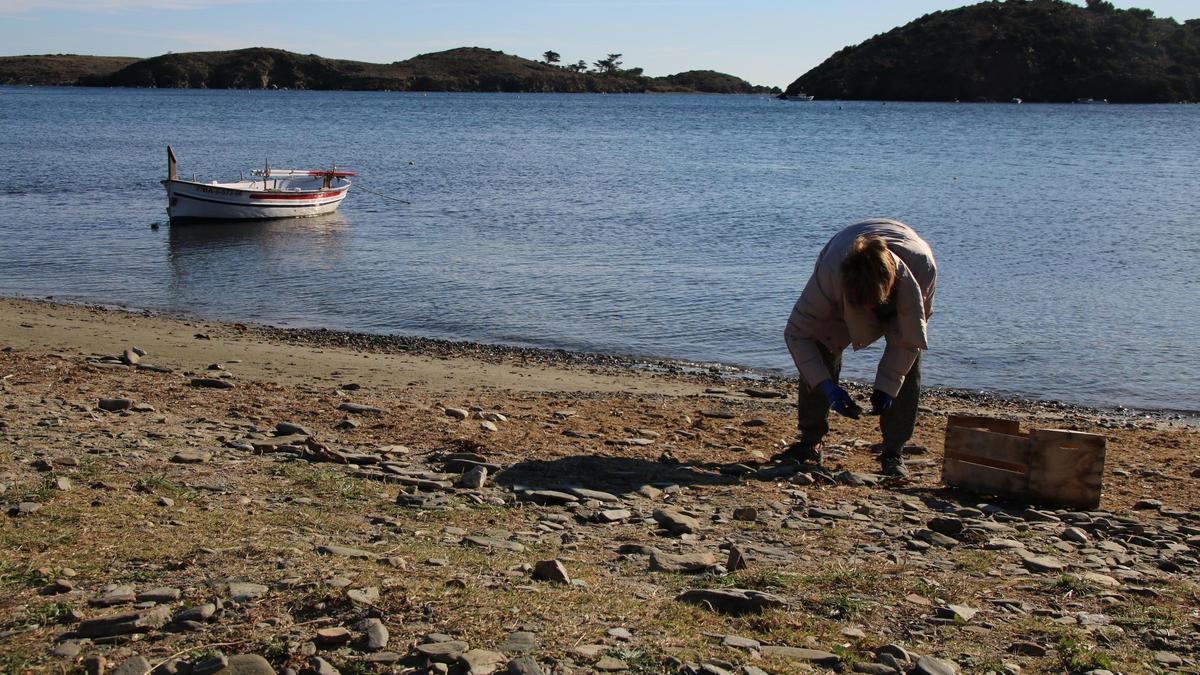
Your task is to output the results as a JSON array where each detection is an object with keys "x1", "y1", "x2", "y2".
[{"x1": 163, "y1": 179, "x2": 349, "y2": 224}]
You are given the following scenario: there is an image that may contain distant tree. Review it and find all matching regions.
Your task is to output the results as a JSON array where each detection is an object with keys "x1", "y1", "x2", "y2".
[
  {"x1": 542, "y1": 50, "x2": 560, "y2": 65},
  {"x1": 593, "y1": 53, "x2": 624, "y2": 73},
  {"x1": 1085, "y1": 0, "x2": 1116, "y2": 12},
  {"x1": 565, "y1": 60, "x2": 588, "y2": 73}
]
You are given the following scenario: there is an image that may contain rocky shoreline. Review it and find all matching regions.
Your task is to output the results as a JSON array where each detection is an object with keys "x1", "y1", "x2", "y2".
[{"x1": 1, "y1": 297, "x2": 1198, "y2": 674}]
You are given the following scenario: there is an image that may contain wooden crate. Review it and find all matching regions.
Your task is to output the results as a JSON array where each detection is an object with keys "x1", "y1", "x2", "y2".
[{"x1": 942, "y1": 415, "x2": 1106, "y2": 509}]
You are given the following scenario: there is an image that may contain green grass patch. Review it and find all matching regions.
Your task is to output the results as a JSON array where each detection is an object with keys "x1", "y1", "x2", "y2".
[{"x1": 1056, "y1": 633, "x2": 1115, "y2": 674}]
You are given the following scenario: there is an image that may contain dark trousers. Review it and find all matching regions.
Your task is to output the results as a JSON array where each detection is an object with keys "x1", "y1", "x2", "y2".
[{"x1": 797, "y1": 344, "x2": 922, "y2": 455}]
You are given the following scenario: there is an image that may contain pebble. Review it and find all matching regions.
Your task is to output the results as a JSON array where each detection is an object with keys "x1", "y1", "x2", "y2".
[
  {"x1": 338, "y1": 402, "x2": 382, "y2": 415},
  {"x1": 275, "y1": 422, "x2": 312, "y2": 436}
]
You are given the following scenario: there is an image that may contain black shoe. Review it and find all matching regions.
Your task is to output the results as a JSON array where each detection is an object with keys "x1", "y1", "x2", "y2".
[
  {"x1": 880, "y1": 453, "x2": 909, "y2": 479},
  {"x1": 773, "y1": 442, "x2": 823, "y2": 465}
]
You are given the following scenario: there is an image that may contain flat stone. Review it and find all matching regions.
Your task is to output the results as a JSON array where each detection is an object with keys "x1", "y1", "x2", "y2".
[
  {"x1": 1062, "y1": 527, "x2": 1090, "y2": 544},
  {"x1": 347, "y1": 587, "x2": 380, "y2": 605},
  {"x1": 596, "y1": 508, "x2": 632, "y2": 523},
  {"x1": 11, "y1": 501, "x2": 41, "y2": 517},
  {"x1": 360, "y1": 618, "x2": 389, "y2": 651},
  {"x1": 758, "y1": 647, "x2": 840, "y2": 667},
  {"x1": 275, "y1": 422, "x2": 312, "y2": 436},
  {"x1": 1008, "y1": 641, "x2": 1047, "y2": 657},
  {"x1": 649, "y1": 550, "x2": 718, "y2": 573},
  {"x1": 915, "y1": 655, "x2": 959, "y2": 675},
  {"x1": 76, "y1": 605, "x2": 172, "y2": 638},
  {"x1": 505, "y1": 656, "x2": 545, "y2": 675},
  {"x1": 721, "y1": 635, "x2": 761, "y2": 650},
  {"x1": 653, "y1": 507, "x2": 701, "y2": 534},
  {"x1": 568, "y1": 487, "x2": 623, "y2": 503},
  {"x1": 171, "y1": 450, "x2": 212, "y2": 464},
  {"x1": 521, "y1": 490, "x2": 578, "y2": 505},
  {"x1": 415, "y1": 640, "x2": 470, "y2": 662},
  {"x1": 51, "y1": 641, "x2": 83, "y2": 659},
  {"x1": 459, "y1": 649, "x2": 506, "y2": 674},
  {"x1": 1020, "y1": 553, "x2": 1067, "y2": 573},
  {"x1": 174, "y1": 603, "x2": 216, "y2": 623},
  {"x1": 500, "y1": 631, "x2": 538, "y2": 653},
  {"x1": 308, "y1": 657, "x2": 339, "y2": 675},
  {"x1": 937, "y1": 604, "x2": 978, "y2": 622},
  {"x1": 458, "y1": 466, "x2": 488, "y2": 489},
  {"x1": 732, "y1": 507, "x2": 759, "y2": 521},
  {"x1": 317, "y1": 545, "x2": 374, "y2": 559},
  {"x1": 594, "y1": 656, "x2": 628, "y2": 671},
  {"x1": 463, "y1": 536, "x2": 525, "y2": 552},
  {"x1": 316, "y1": 626, "x2": 352, "y2": 645},
  {"x1": 137, "y1": 587, "x2": 181, "y2": 603},
  {"x1": 396, "y1": 492, "x2": 453, "y2": 509},
  {"x1": 226, "y1": 582, "x2": 269, "y2": 602},
  {"x1": 93, "y1": 585, "x2": 137, "y2": 606},
  {"x1": 675, "y1": 588, "x2": 786, "y2": 615},
  {"x1": 337, "y1": 402, "x2": 383, "y2": 415},
  {"x1": 444, "y1": 408, "x2": 470, "y2": 420}
]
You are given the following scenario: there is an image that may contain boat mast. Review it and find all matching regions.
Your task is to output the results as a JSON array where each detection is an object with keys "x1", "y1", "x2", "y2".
[{"x1": 167, "y1": 146, "x2": 177, "y2": 181}]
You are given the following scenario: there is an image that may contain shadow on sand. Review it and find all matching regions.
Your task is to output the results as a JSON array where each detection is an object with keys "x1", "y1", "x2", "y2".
[{"x1": 494, "y1": 453, "x2": 741, "y2": 496}]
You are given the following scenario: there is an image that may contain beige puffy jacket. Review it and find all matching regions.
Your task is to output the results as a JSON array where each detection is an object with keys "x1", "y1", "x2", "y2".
[{"x1": 784, "y1": 219, "x2": 937, "y2": 397}]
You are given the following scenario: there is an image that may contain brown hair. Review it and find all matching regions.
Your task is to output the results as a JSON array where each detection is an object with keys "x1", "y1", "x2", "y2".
[{"x1": 841, "y1": 235, "x2": 897, "y2": 307}]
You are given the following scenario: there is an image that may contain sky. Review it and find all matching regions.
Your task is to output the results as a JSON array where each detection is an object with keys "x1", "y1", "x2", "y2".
[{"x1": 1, "y1": 0, "x2": 1197, "y2": 88}]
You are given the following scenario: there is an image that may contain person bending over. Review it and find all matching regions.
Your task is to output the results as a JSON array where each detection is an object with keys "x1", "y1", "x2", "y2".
[{"x1": 782, "y1": 219, "x2": 937, "y2": 478}]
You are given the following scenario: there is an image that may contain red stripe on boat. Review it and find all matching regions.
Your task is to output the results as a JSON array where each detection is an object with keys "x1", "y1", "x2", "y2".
[{"x1": 249, "y1": 191, "x2": 345, "y2": 201}]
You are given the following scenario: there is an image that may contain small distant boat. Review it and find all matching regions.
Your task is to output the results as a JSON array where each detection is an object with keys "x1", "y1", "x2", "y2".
[
  {"x1": 161, "y1": 146, "x2": 354, "y2": 224},
  {"x1": 1074, "y1": 98, "x2": 1108, "y2": 104},
  {"x1": 1010, "y1": 97, "x2": 1023, "y2": 104},
  {"x1": 780, "y1": 92, "x2": 815, "y2": 101}
]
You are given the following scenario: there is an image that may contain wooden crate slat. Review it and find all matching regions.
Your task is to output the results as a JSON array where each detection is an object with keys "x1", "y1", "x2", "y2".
[
  {"x1": 1026, "y1": 429, "x2": 1106, "y2": 509},
  {"x1": 942, "y1": 426, "x2": 1030, "y2": 496},
  {"x1": 947, "y1": 415, "x2": 1022, "y2": 435}
]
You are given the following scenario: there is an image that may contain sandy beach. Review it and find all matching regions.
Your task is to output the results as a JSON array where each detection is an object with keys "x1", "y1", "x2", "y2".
[{"x1": 1, "y1": 297, "x2": 1197, "y2": 675}]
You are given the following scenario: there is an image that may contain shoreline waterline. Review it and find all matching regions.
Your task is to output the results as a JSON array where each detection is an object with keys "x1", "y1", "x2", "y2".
[{"x1": 5, "y1": 294, "x2": 1195, "y2": 424}]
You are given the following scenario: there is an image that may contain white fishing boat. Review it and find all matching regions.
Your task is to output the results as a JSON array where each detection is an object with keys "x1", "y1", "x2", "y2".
[
  {"x1": 781, "y1": 92, "x2": 815, "y2": 101},
  {"x1": 162, "y1": 146, "x2": 354, "y2": 224}
]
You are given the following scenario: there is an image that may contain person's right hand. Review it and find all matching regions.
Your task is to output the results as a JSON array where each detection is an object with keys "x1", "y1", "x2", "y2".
[{"x1": 817, "y1": 379, "x2": 859, "y2": 418}]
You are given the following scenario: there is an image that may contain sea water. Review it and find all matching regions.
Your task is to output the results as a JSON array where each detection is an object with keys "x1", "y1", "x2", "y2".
[{"x1": 0, "y1": 87, "x2": 1196, "y2": 412}]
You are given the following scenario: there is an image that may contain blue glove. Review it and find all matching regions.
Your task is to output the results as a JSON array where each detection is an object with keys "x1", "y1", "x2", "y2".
[
  {"x1": 817, "y1": 379, "x2": 859, "y2": 418},
  {"x1": 870, "y1": 389, "x2": 894, "y2": 415}
]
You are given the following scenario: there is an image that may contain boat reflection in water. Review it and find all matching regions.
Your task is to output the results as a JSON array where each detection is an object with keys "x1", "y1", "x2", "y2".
[{"x1": 166, "y1": 213, "x2": 350, "y2": 317}]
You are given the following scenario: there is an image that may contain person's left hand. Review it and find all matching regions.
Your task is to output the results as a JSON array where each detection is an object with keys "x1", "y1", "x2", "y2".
[{"x1": 870, "y1": 389, "x2": 893, "y2": 414}]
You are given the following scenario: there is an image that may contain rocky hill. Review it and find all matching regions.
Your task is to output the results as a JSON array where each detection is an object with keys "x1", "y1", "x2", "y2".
[
  {"x1": 0, "y1": 47, "x2": 775, "y2": 94},
  {"x1": 784, "y1": 0, "x2": 1200, "y2": 103},
  {"x1": 0, "y1": 54, "x2": 138, "y2": 85}
]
